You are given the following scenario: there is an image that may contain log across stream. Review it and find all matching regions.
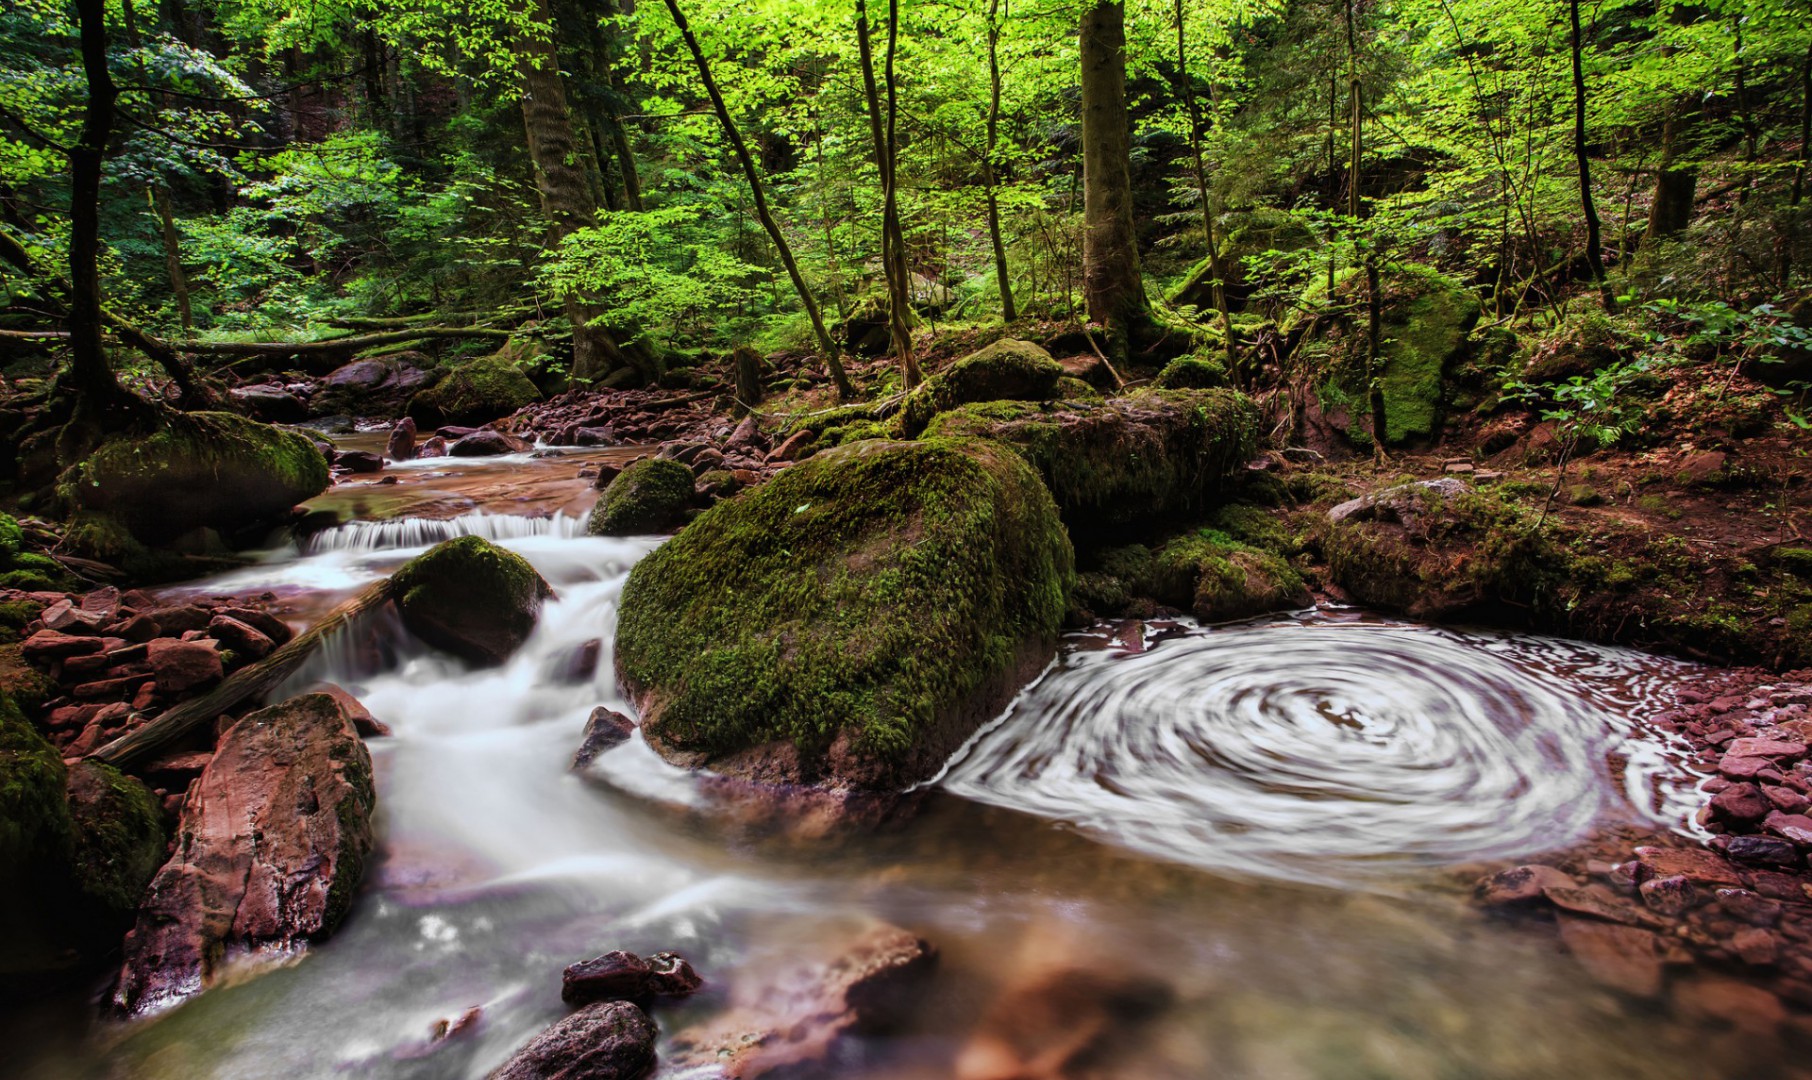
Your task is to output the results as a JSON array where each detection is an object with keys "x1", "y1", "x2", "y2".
[{"x1": 3, "y1": 452, "x2": 1766, "y2": 1080}]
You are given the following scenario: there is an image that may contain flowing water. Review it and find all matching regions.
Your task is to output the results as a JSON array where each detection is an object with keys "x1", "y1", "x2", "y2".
[{"x1": 7, "y1": 449, "x2": 1789, "y2": 1080}]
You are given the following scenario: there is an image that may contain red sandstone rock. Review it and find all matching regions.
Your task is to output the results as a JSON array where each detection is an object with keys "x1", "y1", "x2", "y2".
[
  {"x1": 146, "y1": 638, "x2": 223, "y2": 693},
  {"x1": 561, "y1": 949, "x2": 701, "y2": 1006},
  {"x1": 208, "y1": 614, "x2": 275, "y2": 660},
  {"x1": 765, "y1": 430, "x2": 814, "y2": 464},
  {"x1": 113, "y1": 692, "x2": 377, "y2": 1016},
  {"x1": 1557, "y1": 916, "x2": 1667, "y2": 998},
  {"x1": 1634, "y1": 846, "x2": 1743, "y2": 887},
  {"x1": 1475, "y1": 864, "x2": 1574, "y2": 906},
  {"x1": 488, "y1": 1001, "x2": 656, "y2": 1080}
]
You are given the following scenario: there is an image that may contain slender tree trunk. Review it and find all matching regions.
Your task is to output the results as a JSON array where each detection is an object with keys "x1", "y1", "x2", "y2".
[
  {"x1": 855, "y1": 0, "x2": 920, "y2": 385},
  {"x1": 883, "y1": 0, "x2": 921, "y2": 385},
  {"x1": 1568, "y1": 0, "x2": 1616, "y2": 311},
  {"x1": 149, "y1": 185, "x2": 194, "y2": 335},
  {"x1": 1079, "y1": 0, "x2": 1147, "y2": 361},
  {"x1": 67, "y1": 0, "x2": 130, "y2": 424},
  {"x1": 1644, "y1": 105, "x2": 1698, "y2": 242},
  {"x1": 516, "y1": 0, "x2": 649, "y2": 385},
  {"x1": 663, "y1": 0, "x2": 853, "y2": 399},
  {"x1": 1343, "y1": 0, "x2": 1385, "y2": 458},
  {"x1": 1327, "y1": 75, "x2": 1338, "y2": 295},
  {"x1": 1173, "y1": 0, "x2": 1236, "y2": 381},
  {"x1": 813, "y1": 106, "x2": 851, "y2": 320},
  {"x1": 984, "y1": 0, "x2": 1017, "y2": 323},
  {"x1": 1783, "y1": 42, "x2": 1812, "y2": 288}
]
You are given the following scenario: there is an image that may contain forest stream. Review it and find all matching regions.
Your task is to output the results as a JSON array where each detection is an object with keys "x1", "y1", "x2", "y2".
[{"x1": 5, "y1": 443, "x2": 1776, "y2": 1080}]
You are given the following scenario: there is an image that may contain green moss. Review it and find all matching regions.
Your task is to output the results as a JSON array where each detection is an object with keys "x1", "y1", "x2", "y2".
[
  {"x1": 1, "y1": 689, "x2": 75, "y2": 966},
  {"x1": 391, "y1": 535, "x2": 551, "y2": 665},
  {"x1": 64, "y1": 760, "x2": 165, "y2": 919},
  {"x1": 0, "y1": 600, "x2": 42, "y2": 645},
  {"x1": 0, "y1": 644, "x2": 56, "y2": 714},
  {"x1": 1147, "y1": 530, "x2": 1310, "y2": 621},
  {"x1": 695, "y1": 469, "x2": 741, "y2": 498},
  {"x1": 0, "y1": 514, "x2": 20, "y2": 562},
  {"x1": 60, "y1": 411, "x2": 329, "y2": 545},
  {"x1": 616, "y1": 438, "x2": 1073, "y2": 788},
  {"x1": 921, "y1": 388, "x2": 1259, "y2": 534},
  {"x1": 406, "y1": 351, "x2": 542, "y2": 426},
  {"x1": 897, "y1": 338, "x2": 1065, "y2": 437},
  {"x1": 1777, "y1": 548, "x2": 1812, "y2": 578},
  {"x1": 1153, "y1": 354, "x2": 1229, "y2": 389},
  {"x1": 588, "y1": 457, "x2": 697, "y2": 536},
  {"x1": 1056, "y1": 376, "x2": 1102, "y2": 401}
]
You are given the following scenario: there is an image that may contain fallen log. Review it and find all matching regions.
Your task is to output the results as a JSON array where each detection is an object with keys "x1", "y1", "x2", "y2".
[
  {"x1": 176, "y1": 325, "x2": 517, "y2": 359},
  {"x1": 89, "y1": 579, "x2": 395, "y2": 773}
]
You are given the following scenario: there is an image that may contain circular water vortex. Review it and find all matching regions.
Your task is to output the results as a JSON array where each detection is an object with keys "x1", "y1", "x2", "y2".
[{"x1": 940, "y1": 614, "x2": 1695, "y2": 886}]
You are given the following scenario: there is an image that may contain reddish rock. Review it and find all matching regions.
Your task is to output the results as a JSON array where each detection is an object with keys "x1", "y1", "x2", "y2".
[
  {"x1": 1731, "y1": 927, "x2": 1780, "y2": 966},
  {"x1": 1638, "y1": 875, "x2": 1699, "y2": 916},
  {"x1": 571, "y1": 707, "x2": 636, "y2": 770},
  {"x1": 112, "y1": 614, "x2": 160, "y2": 642},
  {"x1": 1764, "y1": 784, "x2": 1811, "y2": 814},
  {"x1": 21, "y1": 629, "x2": 106, "y2": 663},
  {"x1": 1719, "y1": 756, "x2": 1782, "y2": 781},
  {"x1": 1672, "y1": 973, "x2": 1785, "y2": 1036},
  {"x1": 146, "y1": 605, "x2": 213, "y2": 636},
  {"x1": 417, "y1": 435, "x2": 449, "y2": 459},
  {"x1": 312, "y1": 683, "x2": 391, "y2": 739},
  {"x1": 113, "y1": 692, "x2": 377, "y2": 1017},
  {"x1": 488, "y1": 1001, "x2": 656, "y2": 1080},
  {"x1": 1634, "y1": 846, "x2": 1743, "y2": 886},
  {"x1": 1726, "y1": 834, "x2": 1802, "y2": 867},
  {"x1": 450, "y1": 430, "x2": 528, "y2": 457},
  {"x1": 1475, "y1": 864, "x2": 1574, "y2": 906},
  {"x1": 1711, "y1": 782, "x2": 1769, "y2": 823},
  {"x1": 667, "y1": 923, "x2": 937, "y2": 1078},
  {"x1": 387, "y1": 417, "x2": 418, "y2": 462},
  {"x1": 953, "y1": 964, "x2": 1172, "y2": 1080},
  {"x1": 765, "y1": 430, "x2": 814, "y2": 464},
  {"x1": 217, "y1": 606, "x2": 295, "y2": 646},
  {"x1": 1556, "y1": 916, "x2": 1666, "y2": 998},
  {"x1": 41, "y1": 599, "x2": 104, "y2": 633},
  {"x1": 337, "y1": 450, "x2": 385, "y2": 474},
  {"x1": 1763, "y1": 811, "x2": 1812, "y2": 846},
  {"x1": 561, "y1": 949, "x2": 702, "y2": 1006},
  {"x1": 1716, "y1": 888, "x2": 1783, "y2": 926},
  {"x1": 1543, "y1": 884, "x2": 1664, "y2": 928},
  {"x1": 1726, "y1": 737, "x2": 1807, "y2": 760},
  {"x1": 208, "y1": 615, "x2": 275, "y2": 660},
  {"x1": 74, "y1": 674, "x2": 151, "y2": 701},
  {"x1": 146, "y1": 638, "x2": 223, "y2": 694}
]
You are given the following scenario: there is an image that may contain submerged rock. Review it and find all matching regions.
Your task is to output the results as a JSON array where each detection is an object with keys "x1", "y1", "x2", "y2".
[
  {"x1": 391, "y1": 536, "x2": 553, "y2": 666},
  {"x1": 488, "y1": 1000, "x2": 657, "y2": 1080},
  {"x1": 897, "y1": 338, "x2": 1066, "y2": 437},
  {"x1": 616, "y1": 439, "x2": 1072, "y2": 792},
  {"x1": 113, "y1": 691, "x2": 376, "y2": 1016},
  {"x1": 562, "y1": 949, "x2": 702, "y2": 1006},
  {"x1": 921, "y1": 389, "x2": 1257, "y2": 537},
  {"x1": 59, "y1": 411, "x2": 329, "y2": 546},
  {"x1": 587, "y1": 457, "x2": 695, "y2": 537}
]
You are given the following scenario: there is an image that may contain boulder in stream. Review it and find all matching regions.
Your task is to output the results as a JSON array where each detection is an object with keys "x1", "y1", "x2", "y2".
[
  {"x1": 407, "y1": 351, "x2": 542, "y2": 428},
  {"x1": 562, "y1": 948, "x2": 702, "y2": 1005},
  {"x1": 616, "y1": 439, "x2": 1072, "y2": 792},
  {"x1": 391, "y1": 535, "x2": 553, "y2": 666},
  {"x1": 588, "y1": 457, "x2": 696, "y2": 536},
  {"x1": 113, "y1": 691, "x2": 376, "y2": 1016},
  {"x1": 488, "y1": 1000, "x2": 657, "y2": 1080}
]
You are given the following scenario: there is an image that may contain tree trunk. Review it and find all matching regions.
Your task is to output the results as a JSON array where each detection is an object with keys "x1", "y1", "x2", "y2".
[
  {"x1": 1079, "y1": 0, "x2": 1147, "y2": 361},
  {"x1": 516, "y1": 0, "x2": 649, "y2": 386},
  {"x1": 855, "y1": 0, "x2": 921, "y2": 386},
  {"x1": 733, "y1": 345, "x2": 764, "y2": 415},
  {"x1": 662, "y1": 0, "x2": 854, "y2": 399},
  {"x1": 1644, "y1": 106, "x2": 1698, "y2": 242},
  {"x1": 984, "y1": 0, "x2": 1016, "y2": 323},
  {"x1": 1568, "y1": 0, "x2": 1616, "y2": 310},
  {"x1": 1342, "y1": 0, "x2": 1385, "y2": 458},
  {"x1": 149, "y1": 184, "x2": 194, "y2": 335},
  {"x1": 1783, "y1": 41, "x2": 1812, "y2": 288},
  {"x1": 1173, "y1": 0, "x2": 1236, "y2": 380},
  {"x1": 67, "y1": 0, "x2": 130, "y2": 423}
]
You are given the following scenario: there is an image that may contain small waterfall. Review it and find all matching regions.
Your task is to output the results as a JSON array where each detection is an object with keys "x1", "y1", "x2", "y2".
[{"x1": 306, "y1": 512, "x2": 587, "y2": 554}]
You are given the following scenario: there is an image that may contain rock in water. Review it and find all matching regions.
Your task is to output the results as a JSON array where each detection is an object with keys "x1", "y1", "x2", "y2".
[
  {"x1": 59, "y1": 411, "x2": 329, "y2": 546},
  {"x1": 489, "y1": 1001, "x2": 657, "y2": 1080},
  {"x1": 387, "y1": 417, "x2": 418, "y2": 461},
  {"x1": 407, "y1": 350, "x2": 542, "y2": 427},
  {"x1": 65, "y1": 760, "x2": 165, "y2": 924},
  {"x1": 113, "y1": 691, "x2": 376, "y2": 1016},
  {"x1": 391, "y1": 535, "x2": 553, "y2": 666},
  {"x1": 562, "y1": 949, "x2": 702, "y2": 1006},
  {"x1": 616, "y1": 439, "x2": 1072, "y2": 792},
  {"x1": 571, "y1": 707, "x2": 635, "y2": 769},
  {"x1": 667, "y1": 923, "x2": 936, "y2": 1078},
  {"x1": 588, "y1": 457, "x2": 696, "y2": 536}
]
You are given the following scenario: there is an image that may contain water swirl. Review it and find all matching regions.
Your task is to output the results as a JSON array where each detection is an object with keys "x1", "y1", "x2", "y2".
[{"x1": 941, "y1": 613, "x2": 1696, "y2": 887}]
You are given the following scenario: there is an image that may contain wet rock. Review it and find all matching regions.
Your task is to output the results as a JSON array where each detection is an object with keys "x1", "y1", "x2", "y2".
[
  {"x1": 147, "y1": 605, "x2": 213, "y2": 636},
  {"x1": 146, "y1": 638, "x2": 222, "y2": 694},
  {"x1": 1711, "y1": 782, "x2": 1769, "y2": 823},
  {"x1": 667, "y1": 923, "x2": 936, "y2": 1078},
  {"x1": 450, "y1": 430, "x2": 529, "y2": 457},
  {"x1": 387, "y1": 417, "x2": 418, "y2": 462},
  {"x1": 1726, "y1": 834, "x2": 1803, "y2": 867},
  {"x1": 1327, "y1": 478, "x2": 1471, "y2": 527},
  {"x1": 1542, "y1": 883, "x2": 1664, "y2": 928},
  {"x1": 572, "y1": 707, "x2": 635, "y2": 769},
  {"x1": 317, "y1": 356, "x2": 432, "y2": 417},
  {"x1": 337, "y1": 450, "x2": 386, "y2": 474},
  {"x1": 765, "y1": 429, "x2": 814, "y2": 464},
  {"x1": 314, "y1": 683, "x2": 392, "y2": 739},
  {"x1": 1476, "y1": 864, "x2": 1574, "y2": 906},
  {"x1": 488, "y1": 1000, "x2": 656, "y2": 1080},
  {"x1": 1672, "y1": 973, "x2": 1785, "y2": 1036},
  {"x1": 417, "y1": 435, "x2": 449, "y2": 459},
  {"x1": 21, "y1": 629, "x2": 105, "y2": 662},
  {"x1": 1763, "y1": 810, "x2": 1812, "y2": 846},
  {"x1": 1716, "y1": 888, "x2": 1783, "y2": 926},
  {"x1": 208, "y1": 615, "x2": 275, "y2": 661},
  {"x1": 391, "y1": 536, "x2": 553, "y2": 666},
  {"x1": 217, "y1": 606, "x2": 295, "y2": 647},
  {"x1": 561, "y1": 949, "x2": 702, "y2": 1006},
  {"x1": 1556, "y1": 915, "x2": 1666, "y2": 998},
  {"x1": 114, "y1": 691, "x2": 376, "y2": 1016},
  {"x1": 587, "y1": 457, "x2": 696, "y2": 536},
  {"x1": 1638, "y1": 875, "x2": 1699, "y2": 916},
  {"x1": 953, "y1": 965, "x2": 1173, "y2": 1080},
  {"x1": 65, "y1": 759, "x2": 165, "y2": 924},
  {"x1": 1634, "y1": 845, "x2": 1743, "y2": 886},
  {"x1": 230, "y1": 384, "x2": 309, "y2": 423},
  {"x1": 1726, "y1": 737, "x2": 1807, "y2": 760}
]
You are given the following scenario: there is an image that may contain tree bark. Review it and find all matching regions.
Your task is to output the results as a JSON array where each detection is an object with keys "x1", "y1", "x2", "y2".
[
  {"x1": 855, "y1": 0, "x2": 921, "y2": 386},
  {"x1": 67, "y1": 0, "x2": 131, "y2": 422},
  {"x1": 1568, "y1": 0, "x2": 1616, "y2": 311},
  {"x1": 1343, "y1": 0, "x2": 1385, "y2": 458},
  {"x1": 662, "y1": 0, "x2": 854, "y2": 399},
  {"x1": 516, "y1": 0, "x2": 650, "y2": 386},
  {"x1": 985, "y1": 0, "x2": 1016, "y2": 322},
  {"x1": 1644, "y1": 105, "x2": 1698, "y2": 242},
  {"x1": 1079, "y1": 0, "x2": 1147, "y2": 361},
  {"x1": 1173, "y1": 0, "x2": 1236, "y2": 380},
  {"x1": 149, "y1": 184, "x2": 194, "y2": 335},
  {"x1": 1783, "y1": 41, "x2": 1812, "y2": 288}
]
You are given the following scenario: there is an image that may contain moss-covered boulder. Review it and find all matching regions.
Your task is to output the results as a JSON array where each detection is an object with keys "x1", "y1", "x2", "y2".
[
  {"x1": 406, "y1": 352, "x2": 542, "y2": 427},
  {"x1": 616, "y1": 439, "x2": 1073, "y2": 791},
  {"x1": 589, "y1": 457, "x2": 697, "y2": 536},
  {"x1": 0, "y1": 691, "x2": 75, "y2": 978},
  {"x1": 1289, "y1": 263, "x2": 1481, "y2": 446},
  {"x1": 59, "y1": 411, "x2": 329, "y2": 546},
  {"x1": 65, "y1": 760, "x2": 165, "y2": 923},
  {"x1": 391, "y1": 536, "x2": 552, "y2": 666},
  {"x1": 0, "y1": 513, "x2": 71, "y2": 591},
  {"x1": 897, "y1": 339, "x2": 1066, "y2": 437},
  {"x1": 921, "y1": 388, "x2": 1258, "y2": 537},
  {"x1": 1153, "y1": 354, "x2": 1229, "y2": 389},
  {"x1": 1146, "y1": 530, "x2": 1311, "y2": 621}
]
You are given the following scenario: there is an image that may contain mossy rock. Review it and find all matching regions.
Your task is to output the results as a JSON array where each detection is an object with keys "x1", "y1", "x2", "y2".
[
  {"x1": 0, "y1": 643, "x2": 56, "y2": 715},
  {"x1": 1153, "y1": 354, "x2": 1229, "y2": 389},
  {"x1": 616, "y1": 438, "x2": 1074, "y2": 791},
  {"x1": 1291, "y1": 263, "x2": 1481, "y2": 446},
  {"x1": 65, "y1": 760, "x2": 165, "y2": 922},
  {"x1": 1056, "y1": 376, "x2": 1103, "y2": 401},
  {"x1": 406, "y1": 352, "x2": 542, "y2": 427},
  {"x1": 920, "y1": 388, "x2": 1259, "y2": 538},
  {"x1": 391, "y1": 535, "x2": 553, "y2": 666},
  {"x1": 0, "y1": 690, "x2": 75, "y2": 976},
  {"x1": 589, "y1": 457, "x2": 697, "y2": 536},
  {"x1": 59, "y1": 411, "x2": 330, "y2": 546},
  {"x1": 1147, "y1": 530, "x2": 1311, "y2": 621},
  {"x1": 897, "y1": 338, "x2": 1066, "y2": 437},
  {"x1": 0, "y1": 514, "x2": 20, "y2": 562}
]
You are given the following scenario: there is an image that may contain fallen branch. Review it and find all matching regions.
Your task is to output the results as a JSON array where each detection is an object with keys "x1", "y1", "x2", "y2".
[
  {"x1": 0, "y1": 329, "x2": 70, "y2": 343},
  {"x1": 89, "y1": 579, "x2": 394, "y2": 772},
  {"x1": 176, "y1": 325, "x2": 516, "y2": 358}
]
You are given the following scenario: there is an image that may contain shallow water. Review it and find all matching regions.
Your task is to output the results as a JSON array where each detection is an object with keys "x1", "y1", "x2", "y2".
[{"x1": 8, "y1": 456, "x2": 1791, "y2": 1080}]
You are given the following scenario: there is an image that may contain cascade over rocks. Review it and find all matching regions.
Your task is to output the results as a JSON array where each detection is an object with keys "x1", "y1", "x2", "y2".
[
  {"x1": 114, "y1": 691, "x2": 376, "y2": 1016},
  {"x1": 920, "y1": 388, "x2": 1258, "y2": 537},
  {"x1": 58, "y1": 411, "x2": 330, "y2": 547},
  {"x1": 391, "y1": 536, "x2": 553, "y2": 666},
  {"x1": 616, "y1": 439, "x2": 1072, "y2": 792}
]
